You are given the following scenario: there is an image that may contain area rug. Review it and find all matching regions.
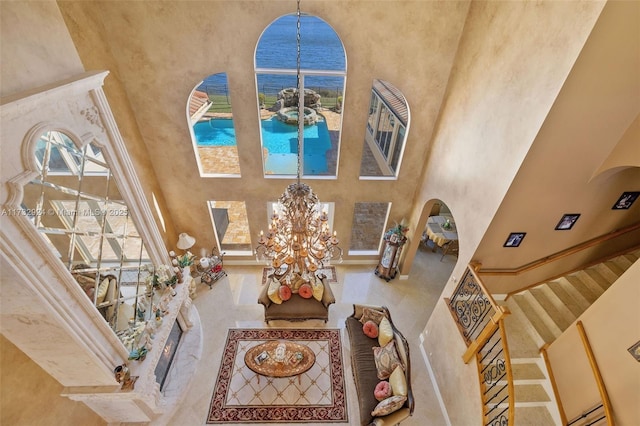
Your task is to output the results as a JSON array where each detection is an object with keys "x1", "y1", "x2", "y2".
[
  {"x1": 261, "y1": 266, "x2": 337, "y2": 286},
  {"x1": 207, "y1": 328, "x2": 348, "y2": 423}
]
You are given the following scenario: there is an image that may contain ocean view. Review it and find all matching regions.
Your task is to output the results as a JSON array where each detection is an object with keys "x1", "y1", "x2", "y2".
[{"x1": 203, "y1": 14, "x2": 345, "y2": 93}]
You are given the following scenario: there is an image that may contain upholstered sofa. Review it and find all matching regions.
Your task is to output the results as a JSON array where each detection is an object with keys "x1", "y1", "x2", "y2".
[
  {"x1": 257, "y1": 276, "x2": 335, "y2": 323},
  {"x1": 72, "y1": 266, "x2": 133, "y2": 330},
  {"x1": 345, "y1": 304, "x2": 414, "y2": 425}
]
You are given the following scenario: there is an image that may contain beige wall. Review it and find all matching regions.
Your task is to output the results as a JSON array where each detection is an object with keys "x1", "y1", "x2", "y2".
[
  {"x1": 0, "y1": 0, "x2": 83, "y2": 97},
  {"x1": 547, "y1": 261, "x2": 640, "y2": 425},
  {"x1": 413, "y1": 0, "x2": 608, "y2": 423},
  {"x1": 0, "y1": 335, "x2": 105, "y2": 426},
  {"x1": 474, "y1": 0, "x2": 640, "y2": 294},
  {"x1": 3, "y1": 0, "x2": 638, "y2": 424},
  {"x1": 56, "y1": 0, "x2": 470, "y2": 258}
]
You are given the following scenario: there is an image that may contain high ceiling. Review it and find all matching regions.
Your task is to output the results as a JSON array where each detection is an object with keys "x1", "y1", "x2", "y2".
[{"x1": 52, "y1": 0, "x2": 639, "y2": 277}]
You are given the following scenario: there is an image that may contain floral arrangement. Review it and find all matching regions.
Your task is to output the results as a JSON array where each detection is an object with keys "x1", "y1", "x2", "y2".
[
  {"x1": 384, "y1": 223, "x2": 409, "y2": 245},
  {"x1": 146, "y1": 264, "x2": 177, "y2": 291},
  {"x1": 170, "y1": 250, "x2": 195, "y2": 268}
]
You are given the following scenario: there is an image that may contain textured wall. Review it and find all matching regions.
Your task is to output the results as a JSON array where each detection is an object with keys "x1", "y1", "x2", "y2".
[
  {"x1": 0, "y1": 0, "x2": 84, "y2": 97},
  {"x1": 0, "y1": 335, "x2": 105, "y2": 425},
  {"x1": 57, "y1": 0, "x2": 470, "y2": 259}
]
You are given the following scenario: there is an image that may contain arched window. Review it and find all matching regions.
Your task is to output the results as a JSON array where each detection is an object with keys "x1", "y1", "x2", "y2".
[
  {"x1": 360, "y1": 79, "x2": 409, "y2": 179},
  {"x1": 255, "y1": 13, "x2": 346, "y2": 178},
  {"x1": 188, "y1": 72, "x2": 241, "y2": 176}
]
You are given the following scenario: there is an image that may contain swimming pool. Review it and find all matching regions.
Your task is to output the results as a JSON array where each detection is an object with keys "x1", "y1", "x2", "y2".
[{"x1": 194, "y1": 117, "x2": 331, "y2": 174}]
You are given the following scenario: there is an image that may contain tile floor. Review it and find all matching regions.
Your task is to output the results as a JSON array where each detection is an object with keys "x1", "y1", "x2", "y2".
[{"x1": 164, "y1": 244, "x2": 456, "y2": 425}]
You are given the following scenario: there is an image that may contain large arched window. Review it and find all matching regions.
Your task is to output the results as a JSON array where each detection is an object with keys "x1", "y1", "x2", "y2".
[
  {"x1": 255, "y1": 13, "x2": 346, "y2": 178},
  {"x1": 360, "y1": 79, "x2": 409, "y2": 179}
]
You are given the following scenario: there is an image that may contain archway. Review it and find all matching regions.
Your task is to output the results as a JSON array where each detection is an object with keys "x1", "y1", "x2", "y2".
[{"x1": 401, "y1": 199, "x2": 459, "y2": 277}]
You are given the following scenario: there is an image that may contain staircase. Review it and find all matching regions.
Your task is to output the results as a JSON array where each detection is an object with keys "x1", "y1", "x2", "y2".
[{"x1": 498, "y1": 250, "x2": 640, "y2": 425}]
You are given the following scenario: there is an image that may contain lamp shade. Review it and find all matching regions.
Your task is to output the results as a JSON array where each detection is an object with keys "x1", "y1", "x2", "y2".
[{"x1": 176, "y1": 233, "x2": 195, "y2": 250}]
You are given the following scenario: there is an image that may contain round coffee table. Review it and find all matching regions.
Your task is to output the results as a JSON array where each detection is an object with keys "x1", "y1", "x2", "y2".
[{"x1": 244, "y1": 340, "x2": 315, "y2": 384}]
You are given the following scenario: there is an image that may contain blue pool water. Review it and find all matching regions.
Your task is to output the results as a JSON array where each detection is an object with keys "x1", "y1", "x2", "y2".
[{"x1": 194, "y1": 118, "x2": 331, "y2": 174}]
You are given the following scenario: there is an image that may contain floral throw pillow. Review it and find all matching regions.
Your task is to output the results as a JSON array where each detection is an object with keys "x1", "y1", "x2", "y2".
[
  {"x1": 359, "y1": 307, "x2": 386, "y2": 325},
  {"x1": 373, "y1": 340, "x2": 403, "y2": 380},
  {"x1": 371, "y1": 395, "x2": 407, "y2": 417}
]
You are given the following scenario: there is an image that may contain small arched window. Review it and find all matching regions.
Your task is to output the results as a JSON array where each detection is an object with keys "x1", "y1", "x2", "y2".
[
  {"x1": 188, "y1": 72, "x2": 241, "y2": 177},
  {"x1": 360, "y1": 79, "x2": 410, "y2": 179},
  {"x1": 255, "y1": 13, "x2": 346, "y2": 178}
]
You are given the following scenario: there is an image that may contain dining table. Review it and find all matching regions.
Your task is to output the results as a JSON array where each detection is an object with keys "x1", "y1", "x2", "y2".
[{"x1": 423, "y1": 215, "x2": 458, "y2": 251}]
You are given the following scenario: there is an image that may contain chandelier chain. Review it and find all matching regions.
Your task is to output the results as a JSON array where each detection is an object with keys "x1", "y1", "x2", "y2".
[
  {"x1": 255, "y1": 0, "x2": 343, "y2": 284},
  {"x1": 296, "y1": 0, "x2": 302, "y2": 184}
]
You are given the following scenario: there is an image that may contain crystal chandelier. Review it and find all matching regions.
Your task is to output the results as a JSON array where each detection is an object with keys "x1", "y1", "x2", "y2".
[{"x1": 255, "y1": 0, "x2": 342, "y2": 283}]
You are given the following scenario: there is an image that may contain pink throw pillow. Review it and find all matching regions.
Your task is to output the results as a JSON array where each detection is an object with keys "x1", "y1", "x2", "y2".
[
  {"x1": 298, "y1": 283, "x2": 313, "y2": 299},
  {"x1": 278, "y1": 285, "x2": 292, "y2": 301},
  {"x1": 363, "y1": 320, "x2": 379, "y2": 339},
  {"x1": 374, "y1": 381, "x2": 392, "y2": 401}
]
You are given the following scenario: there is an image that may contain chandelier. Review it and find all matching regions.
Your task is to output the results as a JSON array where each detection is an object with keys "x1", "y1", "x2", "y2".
[{"x1": 255, "y1": 0, "x2": 342, "y2": 283}]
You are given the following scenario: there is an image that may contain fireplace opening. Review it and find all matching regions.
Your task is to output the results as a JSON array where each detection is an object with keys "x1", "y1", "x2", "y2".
[{"x1": 155, "y1": 320, "x2": 183, "y2": 391}]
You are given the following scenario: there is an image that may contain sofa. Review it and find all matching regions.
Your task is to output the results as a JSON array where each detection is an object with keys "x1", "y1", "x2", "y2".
[
  {"x1": 345, "y1": 304, "x2": 414, "y2": 425},
  {"x1": 258, "y1": 275, "x2": 335, "y2": 323},
  {"x1": 72, "y1": 266, "x2": 133, "y2": 331}
]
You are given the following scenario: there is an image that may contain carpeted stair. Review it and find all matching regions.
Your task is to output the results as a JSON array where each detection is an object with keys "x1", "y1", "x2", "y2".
[{"x1": 499, "y1": 250, "x2": 640, "y2": 425}]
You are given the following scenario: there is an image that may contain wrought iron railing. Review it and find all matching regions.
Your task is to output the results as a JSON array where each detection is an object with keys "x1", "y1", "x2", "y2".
[
  {"x1": 446, "y1": 266, "x2": 514, "y2": 426},
  {"x1": 567, "y1": 403, "x2": 606, "y2": 426},
  {"x1": 477, "y1": 320, "x2": 514, "y2": 426},
  {"x1": 446, "y1": 267, "x2": 500, "y2": 345}
]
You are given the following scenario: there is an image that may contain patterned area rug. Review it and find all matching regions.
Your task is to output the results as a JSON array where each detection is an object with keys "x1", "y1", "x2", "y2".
[
  {"x1": 207, "y1": 328, "x2": 348, "y2": 423},
  {"x1": 261, "y1": 266, "x2": 337, "y2": 286}
]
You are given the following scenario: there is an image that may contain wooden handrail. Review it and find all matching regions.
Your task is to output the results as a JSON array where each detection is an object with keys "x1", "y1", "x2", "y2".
[
  {"x1": 576, "y1": 321, "x2": 615, "y2": 426},
  {"x1": 467, "y1": 265, "x2": 503, "y2": 313},
  {"x1": 463, "y1": 306, "x2": 509, "y2": 363},
  {"x1": 498, "y1": 319, "x2": 515, "y2": 426},
  {"x1": 475, "y1": 222, "x2": 640, "y2": 276},
  {"x1": 540, "y1": 344, "x2": 568, "y2": 426}
]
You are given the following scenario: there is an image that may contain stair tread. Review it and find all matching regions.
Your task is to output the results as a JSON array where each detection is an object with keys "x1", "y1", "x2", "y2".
[
  {"x1": 556, "y1": 277, "x2": 592, "y2": 310},
  {"x1": 503, "y1": 299, "x2": 546, "y2": 356},
  {"x1": 545, "y1": 281, "x2": 587, "y2": 317},
  {"x1": 529, "y1": 287, "x2": 576, "y2": 330},
  {"x1": 514, "y1": 384, "x2": 551, "y2": 402},
  {"x1": 514, "y1": 294, "x2": 561, "y2": 342},
  {"x1": 511, "y1": 362, "x2": 546, "y2": 380},
  {"x1": 515, "y1": 406, "x2": 558, "y2": 425},
  {"x1": 574, "y1": 270, "x2": 607, "y2": 296}
]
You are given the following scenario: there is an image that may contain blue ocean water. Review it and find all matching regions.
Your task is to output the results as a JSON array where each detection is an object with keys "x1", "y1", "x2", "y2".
[{"x1": 204, "y1": 14, "x2": 345, "y2": 91}]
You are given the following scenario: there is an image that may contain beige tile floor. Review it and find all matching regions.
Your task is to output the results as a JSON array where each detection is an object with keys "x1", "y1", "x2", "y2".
[{"x1": 165, "y1": 244, "x2": 456, "y2": 425}]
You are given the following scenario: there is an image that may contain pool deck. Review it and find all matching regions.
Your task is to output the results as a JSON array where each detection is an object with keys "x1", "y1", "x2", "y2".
[{"x1": 197, "y1": 109, "x2": 341, "y2": 176}]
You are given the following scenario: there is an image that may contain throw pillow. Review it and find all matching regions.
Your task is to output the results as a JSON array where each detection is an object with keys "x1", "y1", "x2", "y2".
[
  {"x1": 363, "y1": 320, "x2": 379, "y2": 339},
  {"x1": 378, "y1": 316, "x2": 394, "y2": 347},
  {"x1": 374, "y1": 381, "x2": 392, "y2": 401},
  {"x1": 389, "y1": 365, "x2": 407, "y2": 396},
  {"x1": 267, "y1": 279, "x2": 283, "y2": 304},
  {"x1": 298, "y1": 283, "x2": 313, "y2": 299},
  {"x1": 278, "y1": 284, "x2": 292, "y2": 301},
  {"x1": 96, "y1": 277, "x2": 110, "y2": 304},
  {"x1": 311, "y1": 279, "x2": 324, "y2": 301},
  {"x1": 359, "y1": 307, "x2": 386, "y2": 325},
  {"x1": 373, "y1": 340, "x2": 403, "y2": 380},
  {"x1": 290, "y1": 273, "x2": 306, "y2": 293},
  {"x1": 371, "y1": 395, "x2": 407, "y2": 417}
]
